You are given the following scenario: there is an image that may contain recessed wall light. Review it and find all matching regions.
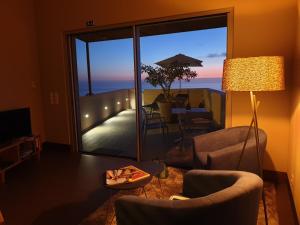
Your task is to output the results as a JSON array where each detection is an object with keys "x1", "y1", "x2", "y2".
[
  {"x1": 117, "y1": 101, "x2": 120, "y2": 105},
  {"x1": 104, "y1": 106, "x2": 108, "y2": 110},
  {"x1": 85, "y1": 114, "x2": 89, "y2": 118}
]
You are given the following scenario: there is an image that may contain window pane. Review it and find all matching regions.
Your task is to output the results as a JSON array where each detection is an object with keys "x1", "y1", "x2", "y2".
[
  {"x1": 75, "y1": 28, "x2": 137, "y2": 159},
  {"x1": 89, "y1": 38, "x2": 134, "y2": 94},
  {"x1": 140, "y1": 23, "x2": 227, "y2": 163}
]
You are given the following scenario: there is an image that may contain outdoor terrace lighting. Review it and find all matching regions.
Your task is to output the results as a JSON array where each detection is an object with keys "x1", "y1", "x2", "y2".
[
  {"x1": 84, "y1": 114, "x2": 89, "y2": 118},
  {"x1": 104, "y1": 106, "x2": 108, "y2": 110},
  {"x1": 117, "y1": 101, "x2": 121, "y2": 105},
  {"x1": 125, "y1": 98, "x2": 129, "y2": 101}
]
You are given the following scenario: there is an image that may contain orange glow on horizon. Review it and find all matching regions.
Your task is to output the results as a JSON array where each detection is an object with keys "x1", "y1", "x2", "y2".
[{"x1": 89, "y1": 65, "x2": 224, "y2": 81}]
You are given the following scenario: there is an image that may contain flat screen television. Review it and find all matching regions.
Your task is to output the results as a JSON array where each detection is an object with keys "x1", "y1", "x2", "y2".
[{"x1": 0, "y1": 108, "x2": 32, "y2": 145}]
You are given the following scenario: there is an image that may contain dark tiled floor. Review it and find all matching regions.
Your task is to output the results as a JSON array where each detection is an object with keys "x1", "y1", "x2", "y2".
[
  {"x1": 0, "y1": 145, "x2": 298, "y2": 225},
  {"x1": 0, "y1": 146, "x2": 161, "y2": 225}
]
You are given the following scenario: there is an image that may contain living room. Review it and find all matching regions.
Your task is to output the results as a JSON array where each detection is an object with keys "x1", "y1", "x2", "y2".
[{"x1": 0, "y1": 0, "x2": 300, "y2": 225}]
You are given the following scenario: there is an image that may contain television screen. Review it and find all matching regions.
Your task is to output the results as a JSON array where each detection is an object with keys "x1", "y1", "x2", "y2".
[{"x1": 0, "y1": 108, "x2": 32, "y2": 144}]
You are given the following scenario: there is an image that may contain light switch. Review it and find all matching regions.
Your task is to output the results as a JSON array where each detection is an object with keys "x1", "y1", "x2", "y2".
[{"x1": 50, "y1": 92, "x2": 54, "y2": 104}]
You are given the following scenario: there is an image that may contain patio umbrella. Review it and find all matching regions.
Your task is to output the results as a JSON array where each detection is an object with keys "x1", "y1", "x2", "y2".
[
  {"x1": 155, "y1": 53, "x2": 203, "y2": 67},
  {"x1": 155, "y1": 53, "x2": 203, "y2": 89}
]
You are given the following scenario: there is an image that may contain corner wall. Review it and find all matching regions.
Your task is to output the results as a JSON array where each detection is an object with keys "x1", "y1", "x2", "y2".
[
  {"x1": 288, "y1": 0, "x2": 300, "y2": 220},
  {"x1": 0, "y1": 1, "x2": 44, "y2": 140},
  {"x1": 35, "y1": 0, "x2": 297, "y2": 172}
]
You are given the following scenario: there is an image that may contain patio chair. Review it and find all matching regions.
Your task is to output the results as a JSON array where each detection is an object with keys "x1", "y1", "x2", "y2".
[
  {"x1": 141, "y1": 107, "x2": 168, "y2": 143},
  {"x1": 143, "y1": 94, "x2": 165, "y2": 116}
]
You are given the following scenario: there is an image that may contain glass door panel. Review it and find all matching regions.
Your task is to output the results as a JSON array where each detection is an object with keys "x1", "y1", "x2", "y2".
[
  {"x1": 139, "y1": 17, "x2": 227, "y2": 163},
  {"x1": 74, "y1": 27, "x2": 137, "y2": 159}
]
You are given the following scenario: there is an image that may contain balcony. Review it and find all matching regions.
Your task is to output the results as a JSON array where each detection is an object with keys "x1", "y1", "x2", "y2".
[{"x1": 79, "y1": 88, "x2": 225, "y2": 164}]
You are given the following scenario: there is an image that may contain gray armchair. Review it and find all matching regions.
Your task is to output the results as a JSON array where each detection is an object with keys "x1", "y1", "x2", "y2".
[
  {"x1": 115, "y1": 170, "x2": 263, "y2": 225},
  {"x1": 193, "y1": 126, "x2": 267, "y2": 176}
]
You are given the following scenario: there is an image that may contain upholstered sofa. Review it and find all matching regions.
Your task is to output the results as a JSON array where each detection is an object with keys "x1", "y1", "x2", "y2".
[
  {"x1": 115, "y1": 170, "x2": 263, "y2": 225},
  {"x1": 193, "y1": 126, "x2": 267, "y2": 176}
]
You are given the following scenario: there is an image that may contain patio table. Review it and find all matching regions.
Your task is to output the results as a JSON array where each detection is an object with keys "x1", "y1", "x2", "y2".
[{"x1": 171, "y1": 107, "x2": 212, "y2": 148}]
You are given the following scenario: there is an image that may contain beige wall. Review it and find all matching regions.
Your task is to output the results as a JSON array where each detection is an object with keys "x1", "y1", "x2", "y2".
[
  {"x1": 35, "y1": 0, "x2": 297, "y2": 173},
  {"x1": 288, "y1": 0, "x2": 300, "y2": 220},
  {"x1": 0, "y1": 1, "x2": 44, "y2": 140}
]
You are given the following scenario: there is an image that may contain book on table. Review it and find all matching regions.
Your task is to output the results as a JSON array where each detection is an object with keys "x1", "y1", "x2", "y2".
[{"x1": 106, "y1": 165, "x2": 150, "y2": 186}]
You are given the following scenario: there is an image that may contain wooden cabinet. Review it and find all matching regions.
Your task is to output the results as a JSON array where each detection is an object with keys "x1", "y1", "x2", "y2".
[{"x1": 0, "y1": 135, "x2": 41, "y2": 184}]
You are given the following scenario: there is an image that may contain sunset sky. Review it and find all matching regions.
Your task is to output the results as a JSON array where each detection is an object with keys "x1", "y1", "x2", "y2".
[{"x1": 76, "y1": 27, "x2": 227, "y2": 81}]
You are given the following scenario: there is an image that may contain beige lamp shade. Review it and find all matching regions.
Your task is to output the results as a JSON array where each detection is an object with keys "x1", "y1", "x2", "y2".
[{"x1": 222, "y1": 56, "x2": 285, "y2": 91}]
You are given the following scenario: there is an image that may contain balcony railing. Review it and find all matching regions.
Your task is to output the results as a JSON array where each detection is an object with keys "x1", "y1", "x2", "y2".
[{"x1": 79, "y1": 88, "x2": 225, "y2": 132}]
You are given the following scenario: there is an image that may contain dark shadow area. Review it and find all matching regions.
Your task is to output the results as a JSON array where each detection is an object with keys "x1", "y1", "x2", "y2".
[
  {"x1": 0, "y1": 144, "x2": 298, "y2": 225},
  {"x1": 0, "y1": 147, "x2": 160, "y2": 225},
  {"x1": 31, "y1": 188, "x2": 113, "y2": 225}
]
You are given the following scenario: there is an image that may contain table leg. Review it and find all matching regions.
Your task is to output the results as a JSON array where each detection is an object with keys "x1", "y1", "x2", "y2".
[
  {"x1": 142, "y1": 187, "x2": 148, "y2": 198},
  {"x1": 178, "y1": 114, "x2": 184, "y2": 138},
  {"x1": 105, "y1": 190, "x2": 111, "y2": 224},
  {"x1": 157, "y1": 177, "x2": 163, "y2": 195},
  {"x1": 106, "y1": 189, "x2": 115, "y2": 225},
  {"x1": 176, "y1": 113, "x2": 188, "y2": 151}
]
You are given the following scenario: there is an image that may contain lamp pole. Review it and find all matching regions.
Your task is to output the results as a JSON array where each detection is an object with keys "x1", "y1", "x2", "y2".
[
  {"x1": 237, "y1": 91, "x2": 268, "y2": 225},
  {"x1": 224, "y1": 56, "x2": 284, "y2": 225}
]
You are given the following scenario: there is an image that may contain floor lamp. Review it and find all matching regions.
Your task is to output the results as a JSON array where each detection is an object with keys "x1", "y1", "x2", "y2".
[{"x1": 222, "y1": 56, "x2": 285, "y2": 225}]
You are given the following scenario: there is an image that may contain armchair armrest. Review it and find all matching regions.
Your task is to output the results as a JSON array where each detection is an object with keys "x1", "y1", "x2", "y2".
[
  {"x1": 182, "y1": 170, "x2": 236, "y2": 198},
  {"x1": 193, "y1": 128, "x2": 245, "y2": 152}
]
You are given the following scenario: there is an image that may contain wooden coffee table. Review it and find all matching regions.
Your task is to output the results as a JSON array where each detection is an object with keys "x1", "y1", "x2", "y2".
[
  {"x1": 104, "y1": 162, "x2": 163, "y2": 224},
  {"x1": 104, "y1": 161, "x2": 164, "y2": 196},
  {"x1": 105, "y1": 174, "x2": 152, "y2": 197}
]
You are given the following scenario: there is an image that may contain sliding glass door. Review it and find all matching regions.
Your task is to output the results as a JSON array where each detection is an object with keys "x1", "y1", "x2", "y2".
[
  {"x1": 71, "y1": 14, "x2": 228, "y2": 162},
  {"x1": 74, "y1": 27, "x2": 137, "y2": 158}
]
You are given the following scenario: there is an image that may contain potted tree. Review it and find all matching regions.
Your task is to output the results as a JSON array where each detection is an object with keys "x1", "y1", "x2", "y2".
[{"x1": 142, "y1": 63, "x2": 197, "y2": 122}]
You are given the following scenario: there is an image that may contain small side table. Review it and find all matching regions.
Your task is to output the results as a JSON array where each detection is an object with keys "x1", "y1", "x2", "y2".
[
  {"x1": 104, "y1": 162, "x2": 164, "y2": 225},
  {"x1": 105, "y1": 174, "x2": 152, "y2": 198}
]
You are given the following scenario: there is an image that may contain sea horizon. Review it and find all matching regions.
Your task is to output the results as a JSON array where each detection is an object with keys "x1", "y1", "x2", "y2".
[{"x1": 78, "y1": 77, "x2": 222, "y2": 96}]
